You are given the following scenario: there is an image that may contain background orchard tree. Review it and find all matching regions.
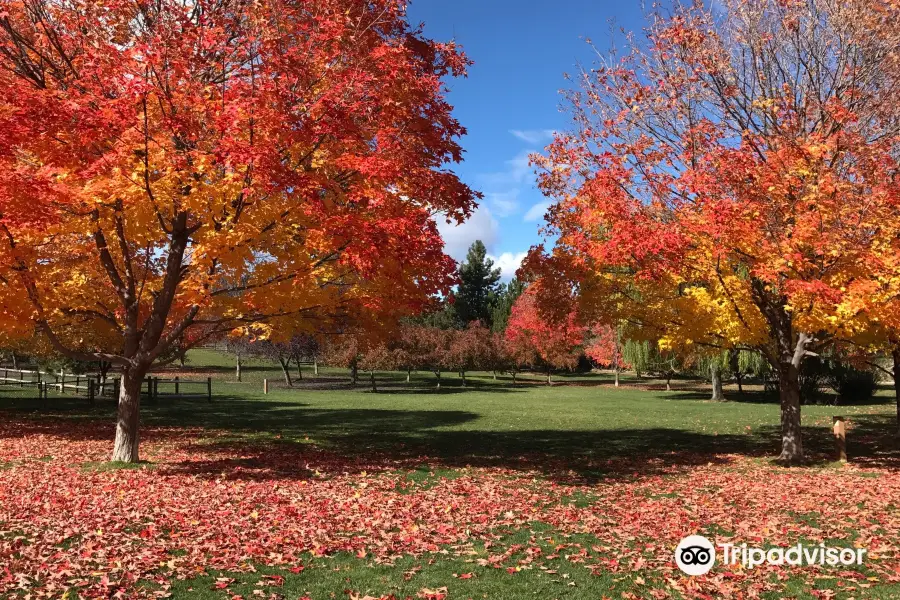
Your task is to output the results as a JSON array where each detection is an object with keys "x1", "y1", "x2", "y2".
[
  {"x1": 424, "y1": 327, "x2": 455, "y2": 389},
  {"x1": 321, "y1": 335, "x2": 362, "y2": 386},
  {"x1": 526, "y1": 0, "x2": 900, "y2": 463},
  {"x1": 394, "y1": 324, "x2": 433, "y2": 382},
  {"x1": 0, "y1": 0, "x2": 477, "y2": 461},
  {"x1": 447, "y1": 321, "x2": 493, "y2": 387},
  {"x1": 359, "y1": 342, "x2": 399, "y2": 392}
]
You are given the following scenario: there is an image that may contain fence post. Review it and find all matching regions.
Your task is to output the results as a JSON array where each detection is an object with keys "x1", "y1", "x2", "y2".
[
  {"x1": 153, "y1": 377, "x2": 159, "y2": 401},
  {"x1": 207, "y1": 377, "x2": 212, "y2": 403},
  {"x1": 19, "y1": 369, "x2": 24, "y2": 388},
  {"x1": 58, "y1": 370, "x2": 64, "y2": 393},
  {"x1": 833, "y1": 416, "x2": 847, "y2": 463},
  {"x1": 174, "y1": 376, "x2": 179, "y2": 396},
  {"x1": 88, "y1": 379, "x2": 95, "y2": 405},
  {"x1": 263, "y1": 378, "x2": 268, "y2": 395}
]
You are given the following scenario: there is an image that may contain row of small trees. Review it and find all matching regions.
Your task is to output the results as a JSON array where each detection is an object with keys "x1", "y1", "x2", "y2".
[{"x1": 318, "y1": 318, "x2": 580, "y2": 391}]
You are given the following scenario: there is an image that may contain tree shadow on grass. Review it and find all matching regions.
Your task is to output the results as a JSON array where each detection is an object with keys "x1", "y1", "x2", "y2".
[
  {"x1": 670, "y1": 388, "x2": 897, "y2": 407},
  {"x1": 149, "y1": 395, "x2": 900, "y2": 482},
  {"x1": 3, "y1": 392, "x2": 899, "y2": 484}
]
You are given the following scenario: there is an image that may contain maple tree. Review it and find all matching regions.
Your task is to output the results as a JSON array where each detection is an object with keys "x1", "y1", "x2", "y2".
[
  {"x1": 505, "y1": 287, "x2": 584, "y2": 384},
  {"x1": 0, "y1": 0, "x2": 476, "y2": 461},
  {"x1": 584, "y1": 324, "x2": 626, "y2": 386},
  {"x1": 525, "y1": 0, "x2": 900, "y2": 462}
]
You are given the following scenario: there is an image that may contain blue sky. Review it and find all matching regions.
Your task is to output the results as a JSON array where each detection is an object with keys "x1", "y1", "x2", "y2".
[{"x1": 407, "y1": 0, "x2": 647, "y2": 279}]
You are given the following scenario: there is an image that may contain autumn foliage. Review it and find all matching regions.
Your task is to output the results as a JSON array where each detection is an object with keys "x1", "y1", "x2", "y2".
[
  {"x1": 525, "y1": 0, "x2": 900, "y2": 462},
  {"x1": 505, "y1": 288, "x2": 584, "y2": 384},
  {"x1": 0, "y1": 0, "x2": 476, "y2": 461}
]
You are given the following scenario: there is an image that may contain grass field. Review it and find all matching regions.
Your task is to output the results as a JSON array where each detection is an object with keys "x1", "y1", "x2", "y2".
[{"x1": 1, "y1": 349, "x2": 900, "y2": 599}]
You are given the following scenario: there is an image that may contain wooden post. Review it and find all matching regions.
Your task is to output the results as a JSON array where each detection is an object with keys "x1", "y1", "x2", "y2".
[
  {"x1": 174, "y1": 376, "x2": 180, "y2": 396},
  {"x1": 58, "y1": 370, "x2": 64, "y2": 393},
  {"x1": 88, "y1": 379, "x2": 95, "y2": 405},
  {"x1": 146, "y1": 376, "x2": 153, "y2": 402},
  {"x1": 207, "y1": 377, "x2": 212, "y2": 403},
  {"x1": 153, "y1": 377, "x2": 158, "y2": 400},
  {"x1": 19, "y1": 369, "x2": 24, "y2": 388},
  {"x1": 263, "y1": 378, "x2": 268, "y2": 394},
  {"x1": 833, "y1": 416, "x2": 847, "y2": 462}
]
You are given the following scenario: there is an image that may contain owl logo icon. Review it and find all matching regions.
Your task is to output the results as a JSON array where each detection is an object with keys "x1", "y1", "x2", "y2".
[{"x1": 675, "y1": 535, "x2": 716, "y2": 575}]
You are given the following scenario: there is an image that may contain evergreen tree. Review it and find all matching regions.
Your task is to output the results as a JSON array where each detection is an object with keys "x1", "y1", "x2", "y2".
[
  {"x1": 490, "y1": 278, "x2": 526, "y2": 333},
  {"x1": 455, "y1": 241, "x2": 502, "y2": 326}
]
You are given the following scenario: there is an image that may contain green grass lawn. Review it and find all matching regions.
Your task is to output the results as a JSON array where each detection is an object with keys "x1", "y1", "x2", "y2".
[
  {"x1": 2, "y1": 349, "x2": 899, "y2": 599},
  {"x1": 138, "y1": 349, "x2": 898, "y2": 471}
]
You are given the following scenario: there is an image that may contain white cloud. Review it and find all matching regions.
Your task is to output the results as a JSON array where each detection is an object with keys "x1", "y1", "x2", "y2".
[
  {"x1": 485, "y1": 190, "x2": 519, "y2": 217},
  {"x1": 479, "y1": 150, "x2": 535, "y2": 188},
  {"x1": 488, "y1": 251, "x2": 527, "y2": 281},
  {"x1": 523, "y1": 201, "x2": 551, "y2": 223},
  {"x1": 437, "y1": 205, "x2": 499, "y2": 262},
  {"x1": 509, "y1": 129, "x2": 556, "y2": 145}
]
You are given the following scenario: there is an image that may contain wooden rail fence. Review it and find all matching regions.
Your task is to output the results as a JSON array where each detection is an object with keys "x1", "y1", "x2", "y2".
[{"x1": 0, "y1": 369, "x2": 212, "y2": 404}]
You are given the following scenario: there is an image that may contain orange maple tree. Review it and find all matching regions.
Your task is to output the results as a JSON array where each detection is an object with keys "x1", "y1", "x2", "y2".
[
  {"x1": 0, "y1": 0, "x2": 477, "y2": 461},
  {"x1": 525, "y1": 0, "x2": 900, "y2": 461}
]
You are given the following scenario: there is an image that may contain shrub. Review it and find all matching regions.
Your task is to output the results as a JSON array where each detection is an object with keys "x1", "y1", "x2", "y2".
[
  {"x1": 798, "y1": 356, "x2": 831, "y2": 405},
  {"x1": 827, "y1": 362, "x2": 880, "y2": 404}
]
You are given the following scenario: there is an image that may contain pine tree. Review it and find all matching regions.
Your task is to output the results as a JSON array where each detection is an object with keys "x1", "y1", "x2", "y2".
[
  {"x1": 490, "y1": 278, "x2": 526, "y2": 333},
  {"x1": 455, "y1": 241, "x2": 502, "y2": 326}
]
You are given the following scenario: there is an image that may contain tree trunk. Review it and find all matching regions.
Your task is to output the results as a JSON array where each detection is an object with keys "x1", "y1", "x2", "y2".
[
  {"x1": 777, "y1": 360, "x2": 803, "y2": 463},
  {"x1": 350, "y1": 361, "x2": 358, "y2": 386},
  {"x1": 892, "y1": 348, "x2": 900, "y2": 437},
  {"x1": 406, "y1": 369, "x2": 411, "y2": 383},
  {"x1": 435, "y1": 370, "x2": 441, "y2": 390},
  {"x1": 460, "y1": 371, "x2": 466, "y2": 387},
  {"x1": 492, "y1": 371, "x2": 497, "y2": 380},
  {"x1": 735, "y1": 371, "x2": 743, "y2": 394},
  {"x1": 111, "y1": 369, "x2": 145, "y2": 462},
  {"x1": 279, "y1": 358, "x2": 293, "y2": 387},
  {"x1": 370, "y1": 370, "x2": 376, "y2": 392},
  {"x1": 314, "y1": 358, "x2": 318, "y2": 376},
  {"x1": 512, "y1": 371, "x2": 517, "y2": 384},
  {"x1": 296, "y1": 358, "x2": 302, "y2": 380},
  {"x1": 99, "y1": 360, "x2": 111, "y2": 388},
  {"x1": 236, "y1": 353, "x2": 242, "y2": 382},
  {"x1": 665, "y1": 373, "x2": 672, "y2": 392},
  {"x1": 614, "y1": 369, "x2": 619, "y2": 387},
  {"x1": 11, "y1": 352, "x2": 17, "y2": 370},
  {"x1": 547, "y1": 368, "x2": 552, "y2": 385},
  {"x1": 710, "y1": 364, "x2": 725, "y2": 401}
]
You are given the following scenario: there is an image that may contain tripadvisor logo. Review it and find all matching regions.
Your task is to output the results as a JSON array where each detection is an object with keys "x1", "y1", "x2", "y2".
[
  {"x1": 675, "y1": 535, "x2": 867, "y2": 576},
  {"x1": 675, "y1": 535, "x2": 716, "y2": 576}
]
